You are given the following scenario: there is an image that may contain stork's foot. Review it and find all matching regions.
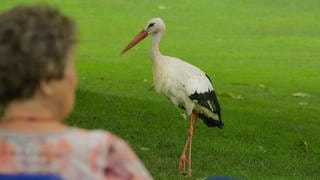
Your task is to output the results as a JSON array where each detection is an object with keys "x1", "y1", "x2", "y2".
[
  {"x1": 178, "y1": 155, "x2": 186, "y2": 173},
  {"x1": 178, "y1": 155, "x2": 192, "y2": 177},
  {"x1": 186, "y1": 169, "x2": 192, "y2": 177}
]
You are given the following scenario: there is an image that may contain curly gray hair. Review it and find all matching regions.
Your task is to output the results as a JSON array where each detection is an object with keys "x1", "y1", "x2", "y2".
[{"x1": 0, "y1": 5, "x2": 76, "y2": 105}]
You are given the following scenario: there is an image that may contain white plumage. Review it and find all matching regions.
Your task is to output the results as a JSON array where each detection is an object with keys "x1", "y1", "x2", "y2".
[
  {"x1": 121, "y1": 18, "x2": 222, "y2": 177},
  {"x1": 153, "y1": 55, "x2": 217, "y2": 118}
]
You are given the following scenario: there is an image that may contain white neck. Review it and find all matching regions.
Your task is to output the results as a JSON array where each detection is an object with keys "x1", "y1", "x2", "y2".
[{"x1": 150, "y1": 32, "x2": 162, "y2": 61}]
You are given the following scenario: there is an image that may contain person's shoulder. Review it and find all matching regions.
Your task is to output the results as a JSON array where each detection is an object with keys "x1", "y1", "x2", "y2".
[
  {"x1": 67, "y1": 127, "x2": 124, "y2": 146},
  {"x1": 68, "y1": 127, "x2": 109, "y2": 136}
]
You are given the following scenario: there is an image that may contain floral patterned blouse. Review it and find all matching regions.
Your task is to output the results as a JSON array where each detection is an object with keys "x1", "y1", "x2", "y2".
[{"x1": 0, "y1": 128, "x2": 152, "y2": 180}]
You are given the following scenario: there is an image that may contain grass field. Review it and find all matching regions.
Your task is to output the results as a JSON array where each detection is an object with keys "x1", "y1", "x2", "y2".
[{"x1": 1, "y1": 0, "x2": 320, "y2": 179}]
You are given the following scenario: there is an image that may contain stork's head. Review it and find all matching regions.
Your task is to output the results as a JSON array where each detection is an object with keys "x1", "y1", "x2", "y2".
[
  {"x1": 120, "y1": 17, "x2": 165, "y2": 55},
  {"x1": 144, "y1": 18, "x2": 166, "y2": 35}
]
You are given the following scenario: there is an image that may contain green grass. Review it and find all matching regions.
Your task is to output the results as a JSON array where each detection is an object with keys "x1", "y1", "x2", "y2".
[{"x1": 1, "y1": 0, "x2": 320, "y2": 179}]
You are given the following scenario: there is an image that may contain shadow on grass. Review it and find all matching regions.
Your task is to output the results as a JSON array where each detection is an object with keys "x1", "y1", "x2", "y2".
[{"x1": 66, "y1": 88, "x2": 181, "y2": 139}]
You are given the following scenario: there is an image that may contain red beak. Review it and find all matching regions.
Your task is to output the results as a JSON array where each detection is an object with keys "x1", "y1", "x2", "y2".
[{"x1": 120, "y1": 30, "x2": 149, "y2": 55}]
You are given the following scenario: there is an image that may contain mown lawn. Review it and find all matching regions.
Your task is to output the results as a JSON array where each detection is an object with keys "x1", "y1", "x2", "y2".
[{"x1": 1, "y1": 0, "x2": 320, "y2": 179}]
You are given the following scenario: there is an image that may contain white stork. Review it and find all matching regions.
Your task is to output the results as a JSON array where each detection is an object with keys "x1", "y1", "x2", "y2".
[{"x1": 121, "y1": 18, "x2": 223, "y2": 177}]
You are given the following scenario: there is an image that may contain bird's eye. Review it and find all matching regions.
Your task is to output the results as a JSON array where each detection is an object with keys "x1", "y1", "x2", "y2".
[{"x1": 148, "y1": 22, "x2": 155, "y2": 29}]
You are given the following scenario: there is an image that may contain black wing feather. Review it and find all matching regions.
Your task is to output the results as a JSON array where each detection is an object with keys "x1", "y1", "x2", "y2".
[{"x1": 189, "y1": 74, "x2": 223, "y2": 128}]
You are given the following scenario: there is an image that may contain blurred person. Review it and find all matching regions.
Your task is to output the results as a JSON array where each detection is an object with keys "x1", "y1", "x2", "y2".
[{"x1": 0, "y1": 5, "x2": 152, "y2": 180}]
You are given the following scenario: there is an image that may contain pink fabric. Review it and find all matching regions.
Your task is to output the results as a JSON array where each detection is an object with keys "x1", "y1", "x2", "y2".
[{"x1": 0, "y1": 128, "x2": 152, "y2": 180}]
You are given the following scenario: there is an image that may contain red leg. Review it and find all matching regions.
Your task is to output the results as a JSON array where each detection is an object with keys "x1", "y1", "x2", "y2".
[
  {"x1": 178, "y1": 113, "x2": 194, "y2": 173},
  {"x1": 187, "y1": 111, "x2": 198, "y2": 177},
  {"x1": 178, "y1": 135, "x2": 190, "y2": 172}
]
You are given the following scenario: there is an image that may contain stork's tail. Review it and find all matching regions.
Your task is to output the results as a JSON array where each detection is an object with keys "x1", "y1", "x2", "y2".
[{"x1": 199, "y1": 114, "x2": 223, "y2": 129}]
